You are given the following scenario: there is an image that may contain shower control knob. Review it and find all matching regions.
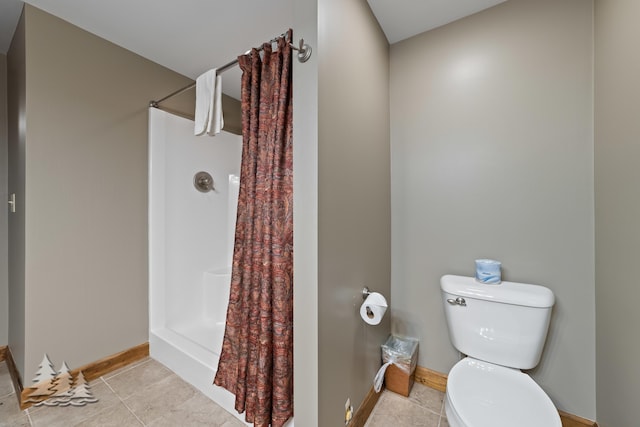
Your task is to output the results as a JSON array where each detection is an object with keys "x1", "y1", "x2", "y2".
[
  {"x1": 447, "y1": 297, "x2": 467, "y2": 306},
  {"x1": 194, "y1": 171, "x2": 215, "y2": 193}
]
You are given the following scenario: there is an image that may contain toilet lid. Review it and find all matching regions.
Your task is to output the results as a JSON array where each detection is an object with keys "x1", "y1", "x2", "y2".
[{"x1": 447, "y1": 358, "x2": 561, "y2": 427}]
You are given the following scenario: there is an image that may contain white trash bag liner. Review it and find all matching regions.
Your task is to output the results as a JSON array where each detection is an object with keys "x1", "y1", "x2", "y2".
[{"x1": 374, "y1": 336, "x2": 418, "y2": 393}]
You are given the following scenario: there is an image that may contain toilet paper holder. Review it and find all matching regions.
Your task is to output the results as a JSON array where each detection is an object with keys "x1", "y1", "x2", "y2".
[{"x1": 360, "y1": 287, "x2": 388, "y2": 325}]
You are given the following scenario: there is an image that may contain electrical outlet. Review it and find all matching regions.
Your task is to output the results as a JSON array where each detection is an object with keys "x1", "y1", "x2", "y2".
[{"x1": 345, "y1": 397, "x2": 353, "y2": 424}]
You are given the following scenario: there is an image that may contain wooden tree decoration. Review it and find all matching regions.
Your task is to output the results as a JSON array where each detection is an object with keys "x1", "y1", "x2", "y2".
[
  {"x1": 26, "y1": 356, "x2": 98, "y2": 407},
  {"x1": 51, "y1": 362, "x2": 74, "y2": 394},
  {"x1": 41, "y1": 362, "x2": 74, "y2": 406},
  {"x1": 69, "y1": 371, "x2": 98, "y2": 406},
  {"x1": 25, "y1": 354, "x2": 57, "y2": 403},
  {"x1": 25, "y1": 380, "x2": 55, "y2": 404},
  {"x1": 31, "y1": 354, "x2": 57, "y2": 384}
]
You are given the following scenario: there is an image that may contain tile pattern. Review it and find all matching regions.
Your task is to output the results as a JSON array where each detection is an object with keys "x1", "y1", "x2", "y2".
[
  {"x1": 0, "y1": 358, "x2": 245, "y2": 427},
  {"x1": 1, "y1": 359, "x2": 446, "y2": 426},
  {"x1": 365, "y1": 383, "x2": 449, "y2": 427},
  {"x1": 0, "y1": 361, "x2": 30, "y2": 427}
]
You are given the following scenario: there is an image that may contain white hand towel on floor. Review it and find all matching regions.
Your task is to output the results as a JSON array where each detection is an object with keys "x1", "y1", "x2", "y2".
[{"x1": 194, "y1": 69, "x2": 224, "y2": 136}]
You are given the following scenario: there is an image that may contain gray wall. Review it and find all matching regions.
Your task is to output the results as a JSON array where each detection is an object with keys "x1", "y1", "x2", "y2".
[
  {"x1": 0, "y1": 53, "x2": 7, "y2": 346},
  {"x1": 317, "y1": 1, "x2": 390, "y2": 425},
  {"x1": 292, "y1": 0, "x2": 319, "y2": 423},
  {"x1": 7, "y1": 9, "x2": 26, "y2": 375},
  {"x1": 594, "y1": 0, "x2": 640, "y2": 426},
  {"x1": 7, "y1": 5, "x2": 194, "y2": 379},
  {"x1": 390, "y1": 0, "x2": 595, "y2": 419}
]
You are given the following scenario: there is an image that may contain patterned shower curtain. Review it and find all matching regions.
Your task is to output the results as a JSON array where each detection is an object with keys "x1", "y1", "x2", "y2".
[{"x1": 213, "y1": 31, "x2": 293, "y2": 427}]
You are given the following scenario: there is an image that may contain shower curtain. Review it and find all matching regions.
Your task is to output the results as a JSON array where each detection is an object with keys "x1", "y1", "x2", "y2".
[{"x1": 214, "y1": 31, "x2": 293, "y2": 427}]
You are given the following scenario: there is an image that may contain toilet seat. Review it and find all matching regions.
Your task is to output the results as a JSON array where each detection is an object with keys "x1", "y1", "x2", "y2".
[{"x1": 445, "y1": 357, "x2": 561, "y2": 427}]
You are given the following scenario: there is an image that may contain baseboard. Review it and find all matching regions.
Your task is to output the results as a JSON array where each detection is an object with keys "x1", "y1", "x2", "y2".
[
  {"x1": 20, "y1": 342, "x2": 149, "y2": 410},
  {"x1": 414, "y1": 365, "x2": 447, "y2": 393},
  {"x1": 69, "y1": 342, "x2": 149, "y2": 383},
  {"x1": 558, "y1": 410, "x2": 599, "y2": 427},
  {"x1": 349, "y1": 386, "x2": 382, "y2": 427},
  {"x1": 413, "y1": 365, "x2": 598, "y2": 427}
]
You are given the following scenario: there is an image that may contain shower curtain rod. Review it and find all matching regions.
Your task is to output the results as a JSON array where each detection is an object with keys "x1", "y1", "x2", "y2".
[{"x1": 149, "y1": 33, "x2": 311, "y2": 108}]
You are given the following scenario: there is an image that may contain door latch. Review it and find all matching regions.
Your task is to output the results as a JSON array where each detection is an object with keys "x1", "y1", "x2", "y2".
[{"x1": 8, "y1": 193, "x2": 15, "y2": 213}]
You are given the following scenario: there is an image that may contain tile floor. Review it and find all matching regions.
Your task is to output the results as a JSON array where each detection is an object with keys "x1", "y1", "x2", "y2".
[
  {"x1": 0, "y1": 358, "x2": 244, "y2": 427},
  {"x1": 364, "y1": 383, "x2": 449, "y2": 427},
  {"x1": 1, "y1": 358, "x2": 448, "y2": 426}
]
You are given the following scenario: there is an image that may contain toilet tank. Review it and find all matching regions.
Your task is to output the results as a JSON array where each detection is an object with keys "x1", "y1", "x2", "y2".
[{"x1": 441, "y1": 275, "x2": 555, "y2": 370}]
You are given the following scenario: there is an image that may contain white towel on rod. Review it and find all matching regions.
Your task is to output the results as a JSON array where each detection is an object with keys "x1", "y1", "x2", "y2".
[
  {"x1": 208, "y1": 74, "x2": 224, "y2": 136},
  {"x1": 194, "y1": 69, "x2": 224, "y2": 136}
]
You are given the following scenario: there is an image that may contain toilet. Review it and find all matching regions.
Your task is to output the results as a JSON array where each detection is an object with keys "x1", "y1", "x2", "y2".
[{"x1": 441, "y1": 274, "x2": 561, "y2": 427}]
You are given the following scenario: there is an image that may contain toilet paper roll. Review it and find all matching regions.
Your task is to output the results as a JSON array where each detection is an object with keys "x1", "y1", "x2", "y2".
[
  {"x1": 475, "y1": 259, "x2": 501, "y2": 284},
  {"x1": 360, "y1": 292, "x2": 388, "y2": 325}
]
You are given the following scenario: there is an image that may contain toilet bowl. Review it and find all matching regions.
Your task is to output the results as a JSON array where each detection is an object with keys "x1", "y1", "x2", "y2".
[{"x1": 445, "y1": 358, "x2": 561, "y2": 427}]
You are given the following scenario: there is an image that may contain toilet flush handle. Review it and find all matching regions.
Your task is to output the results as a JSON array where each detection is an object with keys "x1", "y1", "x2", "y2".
[{"x1": 447, "y1": 297, "x2": 467, "y2": 306}]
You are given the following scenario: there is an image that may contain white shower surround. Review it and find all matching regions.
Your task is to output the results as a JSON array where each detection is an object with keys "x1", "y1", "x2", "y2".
[{"x1": 148, "y1": 108, "x2": 248, "y2": 424}]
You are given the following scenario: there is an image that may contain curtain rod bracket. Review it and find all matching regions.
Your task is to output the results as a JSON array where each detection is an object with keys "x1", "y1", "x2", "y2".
[{"x1": 294, "y1": 38, "x2": 312, "y2": 63}]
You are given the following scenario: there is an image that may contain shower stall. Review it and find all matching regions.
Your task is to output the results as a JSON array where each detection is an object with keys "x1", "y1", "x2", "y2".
[{"x1": 148, "y1": 107, "x2": 246, "y2": 423}]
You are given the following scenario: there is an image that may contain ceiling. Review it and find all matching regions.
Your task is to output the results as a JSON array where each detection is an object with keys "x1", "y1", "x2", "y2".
[
  {"x1": 367, "y1": 0, "x2": 507, "y2": 44},
  {"x1": 0, "y1": 0, "x2": 507, "y2": 99},
  {"x1": 0, "y1": 0, "x2": 23, "y2": 53}
]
